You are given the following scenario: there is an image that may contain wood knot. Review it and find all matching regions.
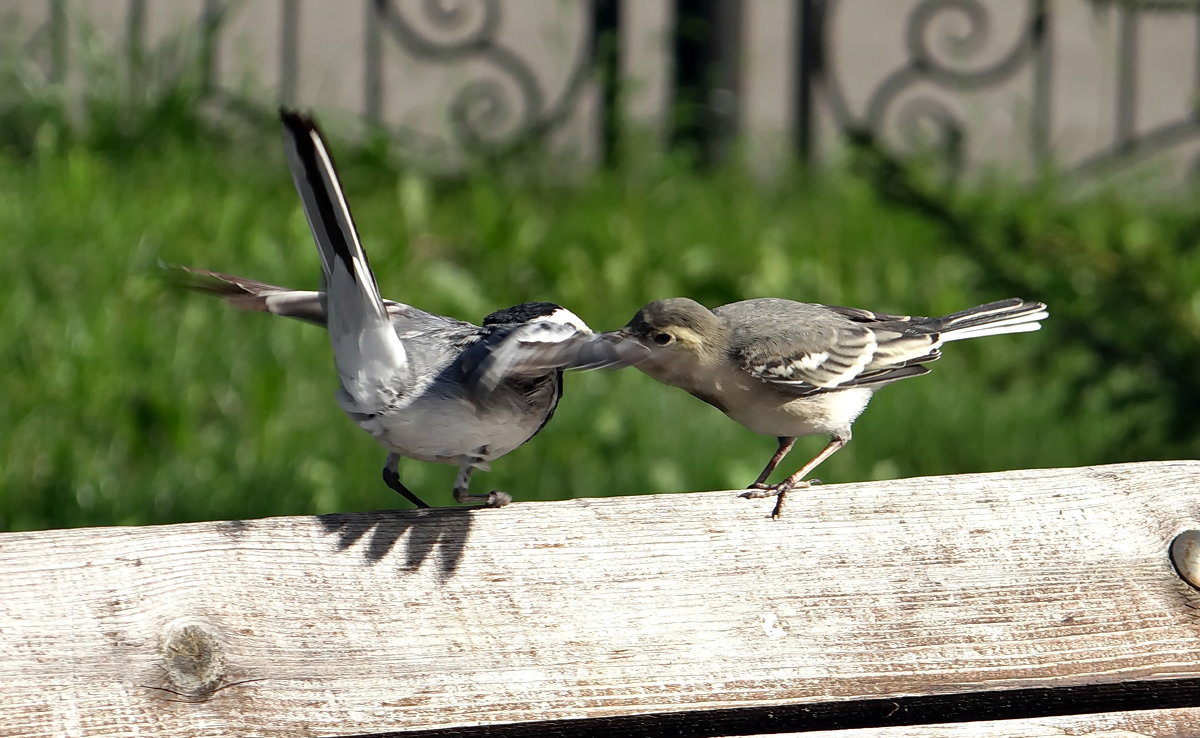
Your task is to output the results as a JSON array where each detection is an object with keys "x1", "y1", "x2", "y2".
[
  {"x1": 1170, "y1": 530, "x2": 1200, "y2": 591},
  {"x1": 161, "y1": 620, "x2": 226, "y2": 699}
]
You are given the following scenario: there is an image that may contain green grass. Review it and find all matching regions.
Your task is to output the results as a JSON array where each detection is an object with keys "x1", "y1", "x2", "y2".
[{"x1": 0, "y1": 72, "x2": 1196, "y2": 530}]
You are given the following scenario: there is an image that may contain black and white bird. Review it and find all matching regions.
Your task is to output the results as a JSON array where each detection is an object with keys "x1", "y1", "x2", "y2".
[
  {"x1": 614, "y1": 296, "x2": 1048, "y2": 517},
  {"x1": 178, "y1": 110, "x2": 644, "y2": 509}
]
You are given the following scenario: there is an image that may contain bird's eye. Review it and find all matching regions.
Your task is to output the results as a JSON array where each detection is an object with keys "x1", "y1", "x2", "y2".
[{"x1": 653, "y1": 332, "x2": 673, "y2": 346}]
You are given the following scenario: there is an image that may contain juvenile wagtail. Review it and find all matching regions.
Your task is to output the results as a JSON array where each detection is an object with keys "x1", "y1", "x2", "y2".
[
  {"x1": 178, "y1": 110, "x2": 645, "y2": 508},
  {"x1": 614, "y1": 296, "x2": 1048, "y2": 517}
]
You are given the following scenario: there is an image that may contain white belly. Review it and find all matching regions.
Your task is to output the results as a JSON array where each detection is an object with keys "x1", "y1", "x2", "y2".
[
  {"x1": 724, "y1": 387, "x2": 875, "y2": 439},
  {"x1": 352, "y1": 392, "x2": 550, "y2": 466}
]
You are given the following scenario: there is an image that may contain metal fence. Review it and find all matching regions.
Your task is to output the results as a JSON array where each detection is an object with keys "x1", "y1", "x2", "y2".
[{"x1": 11, "y1": 0, "x2": 1200, "y2": 177}]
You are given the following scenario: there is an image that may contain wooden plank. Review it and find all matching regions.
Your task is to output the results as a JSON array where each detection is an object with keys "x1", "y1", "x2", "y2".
[
  {"x1": 2, "y1": 461, "x2": 1199, "y2": 737},
  {"x1": 755, "y1": 705, "x2": 1200, "y2": 736}
]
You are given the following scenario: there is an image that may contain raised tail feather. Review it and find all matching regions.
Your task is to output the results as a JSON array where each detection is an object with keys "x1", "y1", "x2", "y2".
[
  {"x1": 279, "y1": 109, "x2": 408, "y2": 411},
  {"x1": 934, "y1": 298, "x2": 1049, "y2": 342}
]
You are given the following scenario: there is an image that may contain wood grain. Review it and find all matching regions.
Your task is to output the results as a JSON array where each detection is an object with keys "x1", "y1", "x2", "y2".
[
  {"x1": 767, "y1": 706, "x2": 1200, "y2": 737},
  {"x1": 2, "y1": 461, "x2": 1199, "y2": 737}
]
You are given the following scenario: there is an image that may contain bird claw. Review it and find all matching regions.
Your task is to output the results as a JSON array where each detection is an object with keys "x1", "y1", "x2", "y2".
[
  {"x1": 740, "y1": 480, "x2": 783, "y2": 498},
  {"x1": 739, "y1": 488, "x2": 781, "y2": 499},
  {"x1": 740, "y1": 479, "x2": 815, "y2": 519},
  {"x1": 484, "y1": 490, "x2": 512, "y2": 508},
  {"x1": 739, "y1": 479, "x2": 813, "y2": 499}
]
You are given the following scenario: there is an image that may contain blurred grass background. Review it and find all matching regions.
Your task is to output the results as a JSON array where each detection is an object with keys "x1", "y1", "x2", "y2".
[{"x1": 1, "y1": 38, "x2": 1198, "y2": 531}]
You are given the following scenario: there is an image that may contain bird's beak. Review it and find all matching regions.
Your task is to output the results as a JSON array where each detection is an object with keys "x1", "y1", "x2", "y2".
[
  {"x1": 596, "y1": 329, "x2": 650, "y2": 363},
  {"x1": 599, "y1": 328, "x2": 636, "y2": 344}
]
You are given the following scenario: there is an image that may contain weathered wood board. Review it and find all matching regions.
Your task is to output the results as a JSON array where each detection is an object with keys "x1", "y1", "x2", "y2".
[
  {"x1": 765, "y1": 706, "x2": 1200, "y2": 737},
  {"x1": 2, "y1": 461, "x2": 1199, "y2": 737}
]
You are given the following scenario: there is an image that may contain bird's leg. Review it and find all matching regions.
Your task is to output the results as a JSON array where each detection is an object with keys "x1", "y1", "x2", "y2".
[
  {"x1": 381, "y1": 453, "x2": 430, "y2": 509},
  {"x1": 768, "y1": 437, "x2": 847, "y2": 519},
  {"x1": 745, "y1": 437, "x2": 797, "y2": 491},
  {"x1": 741, "y1": 437, "x2": 844, "y2": 500},
  {"x1": 451, "y1": 462, "x2": 513, "y2": 508}
]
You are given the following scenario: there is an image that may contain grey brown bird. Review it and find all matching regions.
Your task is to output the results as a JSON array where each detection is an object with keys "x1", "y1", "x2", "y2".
[
  {"x1": 615, "y1": 296, "x2": 1048, "y2": 517},
  {"x1": 177, "y1": 110, "x2": 644, "y2": 508}
]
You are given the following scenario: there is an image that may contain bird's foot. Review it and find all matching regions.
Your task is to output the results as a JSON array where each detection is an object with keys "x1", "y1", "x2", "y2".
[
  {"x1": 739, "y1": 479, "x2": 812, "y2": 499},
  {"x1": 454, "y1": 489, "x2": 513, "y2": 508},
  {"x1": 484, "y1": 490, "x2": 512, "y2": 508},
  {"x1": 739, "y1": 484, "x2": 782, "y2": 499},
  {"x1": 739, "y1": 480, "x2": 813, "y2": 519}
]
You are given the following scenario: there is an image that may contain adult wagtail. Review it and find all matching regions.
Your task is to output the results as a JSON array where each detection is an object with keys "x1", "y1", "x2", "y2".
[
  {"x1": 613, "y1": 296, "x2": 1048, "y2": 517},
  {"x1": 178, "y1": 110, "x2": 644, "y2": 508}
]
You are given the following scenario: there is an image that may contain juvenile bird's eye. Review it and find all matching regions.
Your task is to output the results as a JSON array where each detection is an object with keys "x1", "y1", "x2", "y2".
[{"x1": 653, "y1": 332, "x2": 673, "y2": 346}]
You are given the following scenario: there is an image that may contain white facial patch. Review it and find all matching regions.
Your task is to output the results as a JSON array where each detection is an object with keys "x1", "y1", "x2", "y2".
[{"x1": 530, "y1": 307, "x2": 592, "y2": 334}]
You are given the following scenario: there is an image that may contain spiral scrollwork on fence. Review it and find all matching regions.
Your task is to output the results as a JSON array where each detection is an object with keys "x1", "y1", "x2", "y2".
[
  {"x1": 373, "y1": 0, "x2": 593, "y2": 153},
  {"x1": 382, "y1": 0, "x2": 500, "y2": 56},
  {"x1": 902, "y1": 0, "x2": 1037, "y2": 87},
  {"x1": 893, "y1": 97, "x2": 965, "y2": 168},
  {"x1": 821, "y1": 0, "x2": 1048, "y2": 165}
]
